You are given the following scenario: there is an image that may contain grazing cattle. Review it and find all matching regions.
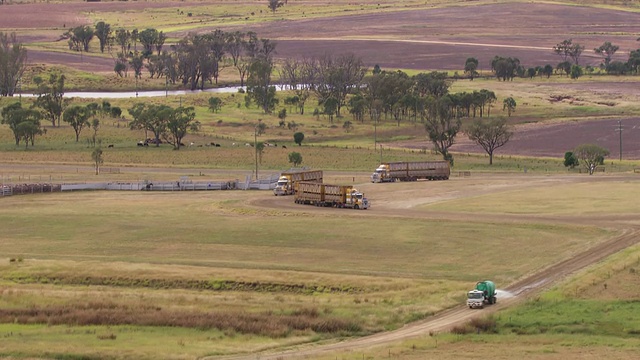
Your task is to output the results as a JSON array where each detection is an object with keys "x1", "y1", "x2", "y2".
[
  {"x1": 232, "y1": 142, "x2": 236, "y2": 146},
  {"x1": 179, "y1": 142, "x2": 185, "y2": 147},
  {"x1": 282, "y1": 145, "x2": 287, "y2": 149},
  {"x1": 108, "y1": 144, "x2": 114, "y2": 148},
  {"x1": 210, "y1": 142, "x2": 217, "y2": 146},
  {"x1": 137, "y1": 141, "x2": 144, "y2": 147},
  {"x1": 215, "y1": 144, "x2": 221, "y2": 147},
  {"x1": 245, "y1": 143, "x2": 251, "y2": 147},
  {"x1": 189, "y1": 142, "x2": 195, "y2": 147}
]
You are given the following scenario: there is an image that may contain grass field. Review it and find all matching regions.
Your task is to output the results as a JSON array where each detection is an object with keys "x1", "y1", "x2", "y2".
[
  {"x1": 0, "y1": 175, "x2": 626, "y2": 359},
  {"x1": 2, "y1": 0, "x2": 640, "y2": 358}
]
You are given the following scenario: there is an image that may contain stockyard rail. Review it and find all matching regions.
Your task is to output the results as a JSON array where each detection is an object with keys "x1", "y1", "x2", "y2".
[{"x1": 0, "y1": 176, "x2": 280, "y2": 195}]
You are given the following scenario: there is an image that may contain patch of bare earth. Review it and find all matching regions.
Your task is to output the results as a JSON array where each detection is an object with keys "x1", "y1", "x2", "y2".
[{"x1": 5, "y1": 2, "x2": 640, "y2": 72}]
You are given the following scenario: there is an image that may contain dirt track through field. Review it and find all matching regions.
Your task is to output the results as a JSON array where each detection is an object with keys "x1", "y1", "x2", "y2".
[{"x1": 212, "y1": 174, "x2": 640, "y2": 360}]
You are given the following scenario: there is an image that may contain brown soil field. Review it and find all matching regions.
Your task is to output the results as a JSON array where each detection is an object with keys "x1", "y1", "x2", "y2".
[
  {"x1": 235, "y1": 3, "x2": 640, "y2": 70},
  {"x1": 4, "y1": 2, "x2": 639, "y2": 72},
  {"x1": 394, "y1": 116, "x2": 640, "y2": 159}
]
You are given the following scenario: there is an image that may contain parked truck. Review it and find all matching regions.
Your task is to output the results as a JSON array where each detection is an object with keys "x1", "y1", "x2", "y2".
[
  {"x1": 371, "y1": 161, "x2": 450, "y2": 183},
  {"x1": 273, "y1": 170, "x2": 323, "y2": 196},
  {"x1": 467, "y1": 280, "x2": 497, "y2": 309},
  {"x1": 294, "y1": 182, "x2": 369, "y2": 209}
]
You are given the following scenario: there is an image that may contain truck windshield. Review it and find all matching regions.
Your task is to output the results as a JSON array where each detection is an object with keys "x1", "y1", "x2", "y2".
[
  {"x1": 468, "y1": 292, "x2": 483, "y2": 299},
  {"x1": 277, "y1": 180, "x2": 288, "y2": 186}
]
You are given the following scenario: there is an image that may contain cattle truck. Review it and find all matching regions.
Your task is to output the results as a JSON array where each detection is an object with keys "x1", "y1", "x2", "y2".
[
  {"x1": 294, "y1": 182, "x2": 369, "y2": 209},
  {"x1": 371, "y1": 161, "x2": 450, "y2": 183},
  {"x1": 466, "y1": 280, "x2": 497, "y2": 309},
  {"x1": 273, "y1": 169, "x2": 323, "y2": 196}
]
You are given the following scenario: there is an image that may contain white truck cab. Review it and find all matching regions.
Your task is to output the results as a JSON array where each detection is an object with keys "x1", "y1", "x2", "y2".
[{"x1": 467, "y1": 290, "x2": 485, "y2": 308}]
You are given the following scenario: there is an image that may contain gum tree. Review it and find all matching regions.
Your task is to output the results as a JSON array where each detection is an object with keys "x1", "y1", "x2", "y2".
[
  {"x1": 573, "y1": 144, "x2": 609, "y2": 175},
  {"x1": 467, "y1": 117, "x2": 512, "y2": 165},
  {"x1": 0, "y1": 32, "x2": 28, "y2": 97}
]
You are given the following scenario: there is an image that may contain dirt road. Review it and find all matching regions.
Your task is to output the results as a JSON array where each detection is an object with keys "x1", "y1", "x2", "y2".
[{"x1": 213, "y1": 174, "x2": 640, "y2": 360}]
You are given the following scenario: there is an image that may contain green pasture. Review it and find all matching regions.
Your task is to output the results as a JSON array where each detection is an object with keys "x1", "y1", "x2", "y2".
[{"x1": 2, "y1": 86, "x2": 640, "y2": 175}]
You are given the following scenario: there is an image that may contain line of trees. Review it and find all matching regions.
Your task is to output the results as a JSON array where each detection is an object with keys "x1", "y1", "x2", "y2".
[{"x1": 79, "y1": 23, "x2": 278, "y2": 91}]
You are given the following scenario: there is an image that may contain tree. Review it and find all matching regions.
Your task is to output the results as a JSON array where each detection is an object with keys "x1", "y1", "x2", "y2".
[
  {"x1": 594, "y1": 41, "x2": 619, "y2": 68},
  {"x1": 279, "y1": 57, "x2": 314, "y2": 114},
  {"x1": 573, "y1": 144, "x2": 609, "y2": 175},
  {"x1": 208, "y1": 97, "x2": 222, "y2": 113},
  {"x1": 526, "y1": 67, "x2": 536, "y2": 79},
  {"x1": 503, "y1": 97, "x2": 516, "y2": 116},
  {"x1": 629, "y1": 49, "x2": 640, "y2": 74},
  {"x1": 0, "y1": 32, "x2": 28, "y2": 97},
  {"x1": 1, "y1": 102, "x2": 43, "y2": 147},
  {"x1": 255, "y1": 141, "x2": 265, "y2": 164},
  {"x1": 491, "y1": 56, "x2": 520, "y2": 81},
  {"x1": 293, "y1": 131, "x2": 304, "y2": 146},
  {"x1": 247, "y1": 56, "x2": 279, "y2": 113},
  {"x1": 129, "y1": 53, "x2": 144, "y2": 79},
  {"x1": 464, "y1": 57, "x2": 479, "y2": 80},
  {"x1": 65, "y1": 25, "x2": 94, "y2": 52},
  {"x1": 225, "y1": 31, "x2": 251, "y2": 87},
  {"x1": 91, "y1": 147, "x2": 103, "y2": 175},
  {"x1": 542, "y1": 64, "x2": 554, "y2": 78},
  {"x1": 268, "y1": 0, "x2": 284, "y2": 13},
  {"x1": 94, "y1": 21, "x2": 111, "y2": 54},
  {"x1": 288, "y1": 152, "x2": 303, "y2": 167},
  {"x1": 570, "y1": 64, "x2": 583, "y2": 80},
  {"x1": 424, "y1": 95, "x2": 461, "y2": 165},
  {"x1": 467, "y1": 117, "x2": 512, "y2": 165},
  {"x1": 114, "y1": 29, "x2": 131, "y2": 55},
  {"x1": 90, "y1": 118, "x2": 100, "y2": 148},
  {"x1": 553, "y1": 39, "x2": 584, "y2": 65},
  {"x1": 128, "y1": 103, "x2": 168, "y2": 146},
  {"x1": 33, "y1": 73, "x2": 67, "y2": 127},
  {"x1": 63, "y1": 105, "x2": 92, "y2": 142},
  {"x1": 278, "y1": 108, "x2": 287, "y2": 123},
  {"x1": 256, "y1": 121, "x2": 267, "y2": 136},
  {"x1": 556, "y1": 61, "x2": 572, "y2": 77},
  {"x1": 564, "y1": 151, "x2": 579, "y2": 169},
  {"x1": 163, "y1": 106, "x2": 197, "y2": 150},
  {"x1": 348, "y1": 94, "x2": 366, "y2": 122},
  {"x1": 606, "y1": 61, "x2": 629, "y2": 75},
  {"x1": 138, "y1": 28, "x2": 160, "y2": 57},
  {"x1": 343, "y1": 120, "x2": 353, "y2": 133},
  {"x1": 310, "y1": 53, "x2": 367, "y2": 117},
  {"x1": 323, "y1": 97, "x2": 338, "y2": 123}
]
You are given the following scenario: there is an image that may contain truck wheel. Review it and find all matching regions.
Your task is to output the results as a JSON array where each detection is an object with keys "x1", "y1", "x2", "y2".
[{"x1": 354, "y1": 205, "x2": 359, "y2": 210}]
